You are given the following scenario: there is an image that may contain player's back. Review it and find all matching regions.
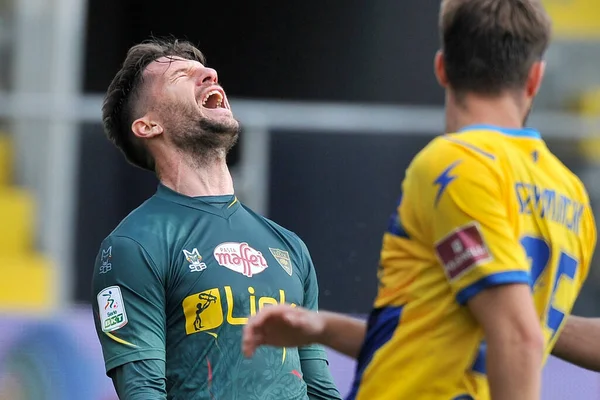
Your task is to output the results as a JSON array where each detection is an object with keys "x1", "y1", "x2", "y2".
[{"x1": 348, "y1": 125, "x2": 596, "y2": 400}]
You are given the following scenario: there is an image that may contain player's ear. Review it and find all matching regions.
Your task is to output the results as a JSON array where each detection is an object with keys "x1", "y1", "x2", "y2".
[
  {"x1": 131, "y1": 116, "x2": 164, "y2": 139},
  {"x1": 434, "y1": 50, "x2": 449, "y2": 89},
  {"x1": 526, "y1": 60, "x2": 546, "y2": 98}
]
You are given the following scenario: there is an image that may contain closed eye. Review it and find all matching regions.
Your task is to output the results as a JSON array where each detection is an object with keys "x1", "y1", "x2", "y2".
[{"x1": 168, "y1": 68, "x2": 191, "y2": 83}]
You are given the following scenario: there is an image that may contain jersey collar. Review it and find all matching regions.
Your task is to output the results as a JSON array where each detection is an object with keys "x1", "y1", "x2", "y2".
[
  {"x1": 155, "y1": 184, "x2": 241, "y2": 219},
  {"x1": 458, "y1": 124, "x2": 541, "y2": 139}
]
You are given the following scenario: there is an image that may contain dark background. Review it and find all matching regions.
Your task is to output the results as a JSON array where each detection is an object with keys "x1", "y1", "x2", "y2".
[{"x1": 76, "y1": 0, "x2": 450, "y2": 311}]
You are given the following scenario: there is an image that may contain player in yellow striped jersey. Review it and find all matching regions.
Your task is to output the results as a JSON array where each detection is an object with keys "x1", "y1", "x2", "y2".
[{"x1": 243, "y1": 1, "x2": 600, "y2": 399}]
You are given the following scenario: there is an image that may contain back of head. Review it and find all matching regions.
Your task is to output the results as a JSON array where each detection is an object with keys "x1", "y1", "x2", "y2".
[
  {"x1": 102, "y1": 38, "x2": 206, "y2": 171},
  {"x1": 440, "y1": 0, "x2": 552, "y2": 96}
]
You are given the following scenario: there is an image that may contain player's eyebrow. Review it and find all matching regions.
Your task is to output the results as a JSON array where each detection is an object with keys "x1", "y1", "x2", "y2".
[{"x1": 154, "y1": 57, "x2": 192, "y2": 80}]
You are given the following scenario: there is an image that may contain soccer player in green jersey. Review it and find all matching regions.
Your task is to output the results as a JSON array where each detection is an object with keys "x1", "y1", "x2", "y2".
[{"x1": 91, "y1": 38, "x2": 342, "y2": 400}]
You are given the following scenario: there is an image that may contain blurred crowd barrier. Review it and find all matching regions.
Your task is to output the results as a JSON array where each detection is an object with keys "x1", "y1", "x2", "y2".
[{"x1": 0, "y1": 308, "x2": 598, "y2": 400}]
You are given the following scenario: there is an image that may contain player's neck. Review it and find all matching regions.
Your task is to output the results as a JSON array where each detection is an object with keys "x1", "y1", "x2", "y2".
[
  {"x1": 445, "y1": 92, "x2": 528, "y2": 133},
  {"x1": 156, "y1": 151, "x2": 234, "y2": 197}
]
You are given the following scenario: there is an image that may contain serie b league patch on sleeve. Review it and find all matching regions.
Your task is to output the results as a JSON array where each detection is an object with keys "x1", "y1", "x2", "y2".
[
  {"x1": 97, "y1": 285, "x2": 128, "y2": 332},
  {"x1": 435, "y1": 222, "x2": 492, "y2": 280}
]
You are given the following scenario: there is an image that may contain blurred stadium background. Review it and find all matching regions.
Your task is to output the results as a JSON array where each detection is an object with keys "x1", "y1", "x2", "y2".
[{"x1": 0, "y1": 0, "x2": 600, "y2": 399}]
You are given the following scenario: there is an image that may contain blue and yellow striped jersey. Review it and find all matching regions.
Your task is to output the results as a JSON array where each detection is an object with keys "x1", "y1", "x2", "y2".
[{"x1": 348, "y1": 125, "x2": 597, "y2": 400}]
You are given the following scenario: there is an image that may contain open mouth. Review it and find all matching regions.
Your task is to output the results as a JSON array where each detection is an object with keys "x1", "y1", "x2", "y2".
[{"x1": 201, "y1": 89, "x2": 224, "y2": 109}]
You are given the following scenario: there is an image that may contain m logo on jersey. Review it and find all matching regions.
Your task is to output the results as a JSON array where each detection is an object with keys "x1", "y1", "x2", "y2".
[
  {"x1": 182, "y1": 288, "x2": 223, "y2": 334},
  {"x1": 183, "y1": 248, "x2": 207, "y2": 272},
  {"x1": 213, "y1": 242, "x2": 268, "y2": 277},
  {"x1": 435, "y1": 222, "x2": 492, "y2": 280},
  {"x1": 99, "y1": 246, "x2": 112, "y2": 274},
  {"x1": 269, "y1": 248, "x2": 293, "y2": 276}
]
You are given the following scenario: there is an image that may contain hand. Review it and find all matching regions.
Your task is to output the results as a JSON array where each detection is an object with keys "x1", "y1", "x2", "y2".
[{"x1": 242, "y1": 304, "x2": 325, "y2": 357}]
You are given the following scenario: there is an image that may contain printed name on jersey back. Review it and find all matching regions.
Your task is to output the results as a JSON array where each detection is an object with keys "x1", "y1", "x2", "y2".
[{"x1": 435, "y1": 222, "x2": 493, "y2": 280}]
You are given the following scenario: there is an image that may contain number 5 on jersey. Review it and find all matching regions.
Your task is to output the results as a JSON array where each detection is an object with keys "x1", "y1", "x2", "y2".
[{"x1": 520, "y1": 236, "x2": 579, "y2": 344}]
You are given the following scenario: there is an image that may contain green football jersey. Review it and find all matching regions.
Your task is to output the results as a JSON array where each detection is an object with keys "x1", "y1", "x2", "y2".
[{"x1": 92, "y1": 185, "x2": 339, "y2": 400}]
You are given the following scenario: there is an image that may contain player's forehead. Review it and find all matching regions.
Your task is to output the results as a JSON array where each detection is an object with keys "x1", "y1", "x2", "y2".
[{"x1": 143, "y1": 56, "x2": 205, "y2": 80}]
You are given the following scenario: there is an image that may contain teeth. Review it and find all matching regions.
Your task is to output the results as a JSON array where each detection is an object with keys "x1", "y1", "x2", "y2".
[{"x1": 202, "y1": 89, "x2": 224, "y2": 107}]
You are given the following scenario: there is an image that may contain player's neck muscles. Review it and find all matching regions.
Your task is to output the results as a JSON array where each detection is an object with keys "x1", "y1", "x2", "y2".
[
  {"x1": 156, "y1": 154, "x2": 235, "y2": 198},
  {"x1": 446, "y1": 92, "x2": 529, "y2": 134}
]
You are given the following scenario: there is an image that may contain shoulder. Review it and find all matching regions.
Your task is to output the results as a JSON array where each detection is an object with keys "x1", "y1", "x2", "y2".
[
  {"x1": 413, "y1": 133, "x2": 497, "y2": 166},
  {"x1": 241, "y1": 204, "x2": 311, "y2": 257},
  {"x1": 408, "y1": 134, "x2": 501, "y2": 184},
  {"x1": 268, "y1": 217, "x2": 308, "y2": 253},
  {"x1": 242, "y1": 205, "x2": 305, "y2": 242},
  {"x1": 99, "y1": 197, "x2": 166, "y2": 261}
]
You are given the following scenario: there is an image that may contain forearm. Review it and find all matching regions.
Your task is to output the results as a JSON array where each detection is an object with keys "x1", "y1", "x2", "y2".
[
  {"x1": 110, "y1": 359, "x2": 167, "y2": 400},
  {"x1": 552, "y1": 315, "x2": 600, "y2": 371},
  {"x1": 317, "y1": 312, "x2": 366, "y2": 359},
  {"x1": 486, "y1": 337, "x2": 544, "y2": 400}
]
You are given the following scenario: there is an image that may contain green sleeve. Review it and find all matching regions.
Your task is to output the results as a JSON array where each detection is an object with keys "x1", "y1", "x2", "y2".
[
  {"x1": 301, "y1": 359, "x2": 343, "y2": 400},
  {"x1": 298, "y1": 240, "x2": 342, "y2": 400},
  {"x1": 109, "y1": 360, "x2": 167, "y2": 400},
  {"x1": 92, "y1": 235, "x2": 166, "y2": 374}
]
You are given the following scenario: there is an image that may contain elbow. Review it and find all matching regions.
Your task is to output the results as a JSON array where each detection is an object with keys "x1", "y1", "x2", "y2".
[
  {"x1": 515, "y1": 323, "x2": 545, "y2": 355},
  {"x1": 488, "y1": 323, "x2": 545, "y2": 361},
  {"x1": 499, "y1": 325, "x2": 545, "y2": 360},
  {"x1": 520, "y1": 329, "x2": 545, "y2": 360}
]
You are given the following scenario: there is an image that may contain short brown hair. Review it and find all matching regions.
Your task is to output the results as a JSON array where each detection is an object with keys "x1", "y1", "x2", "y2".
[
  {"x1": 440, "y1": 0, "x2": 551, "y2": 96},
  {"x1": 102, "y1": 38, "x2": 207, "y2": 171}
]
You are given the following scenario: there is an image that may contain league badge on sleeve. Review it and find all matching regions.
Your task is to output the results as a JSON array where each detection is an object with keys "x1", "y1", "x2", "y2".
[
  {"x1": 435, "y1": 222, "x2": 492, "y2": 280},
  {"x1": 97, "y1": 286, "x2": 128, "y2": 332}
]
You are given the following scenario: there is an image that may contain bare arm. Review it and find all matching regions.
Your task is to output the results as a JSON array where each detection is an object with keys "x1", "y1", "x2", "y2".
[
  {"x1": 467, "y1": 284, "x2": 545, "y2": 400},
  {"x1": 552, "y1": 315, "x2": 600, "y2": 371},
  {"x1": 317, "y1": 311, "x2": 366, "y2": 359},
  {"x1": 242, "y1": 305, "x2": 366, "y2": 359}
]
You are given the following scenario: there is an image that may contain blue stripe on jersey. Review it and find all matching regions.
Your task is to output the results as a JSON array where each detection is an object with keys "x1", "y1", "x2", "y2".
[
  {"x1": 458, "y1": 124, "x2": 541, "y2": 139},
  {"x1": 444, "y1": 137, "x2": 496, "y2": 160},
  {"x1": 472, "y1": 341, "x2": 487, "y2": 374},
  {"x1": 455, "y1": 271, "x2": 530, "y2": 305},
  {"x1": 387, "y1": 195, "x2": 409, "y2": 238},
  {"x1": 346, "y1": 306, "x2": 404, "y2": 400},
  {"x1": 453, "y1": 395, "x2": 475, "y2": 400},
  {"x1": 387, "y1": 213, "x2": 409, "y2": 238}
]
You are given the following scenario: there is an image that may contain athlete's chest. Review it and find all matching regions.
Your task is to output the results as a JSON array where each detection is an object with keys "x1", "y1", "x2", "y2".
[{"x1": 165, "y1": 212, "x2": 305, "y2": 332}]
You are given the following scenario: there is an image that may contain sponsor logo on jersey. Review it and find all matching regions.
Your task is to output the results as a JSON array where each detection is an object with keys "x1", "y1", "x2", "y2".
[
  {"x1": 183, "y1": 248, "x2": 208, "y2": 272},
  {"x1": 182, "y1": 288, "x2": 223, "y2": 334},
  {"x1": 213, "y1": 242, "x2": 268, "y2": 277},
  {"x1": 99, "y1": 246, "x2": 112, "y2": 274},
  {"x1": 269, "y1": 248, "x2": 293, "y2": 276},
  {"x1": 182, "y1": 286, "x2": 295, "y2": 335},
  {"x1": 97, "y1": 286, "x2": 128, "y2": 332},
  {"x1": 435, "y1": 222, "x2": 492, "y2": 280}
]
